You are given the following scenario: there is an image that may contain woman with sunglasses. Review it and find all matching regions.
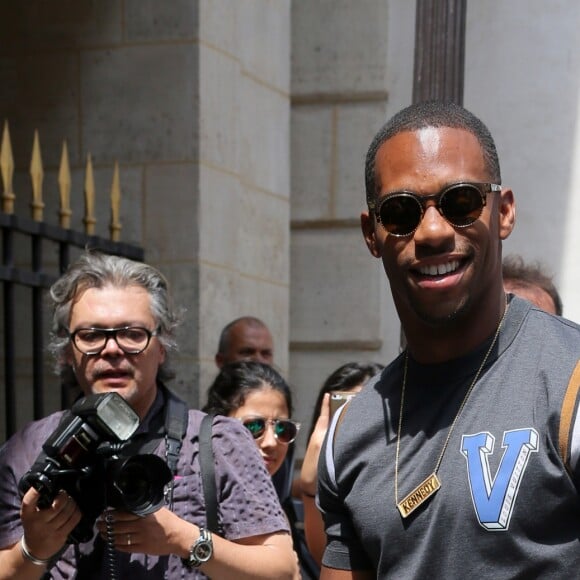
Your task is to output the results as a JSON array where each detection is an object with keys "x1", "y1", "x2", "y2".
[
  {"x1": 203, "y1": 361, "x2": 319, "y2": 579},
  {"x1": 204, "y1": 361, "x2": 300, "y2": 476}
]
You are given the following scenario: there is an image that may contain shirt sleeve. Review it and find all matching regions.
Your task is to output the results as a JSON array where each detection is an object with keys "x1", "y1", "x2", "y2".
[
  {"x1": 317, "y1": 414, "x2": 372, "y2": 571},
  {"x1": 0, "y1": 414, "x2": 64, "y2": 550},
  {"x1": 0, "y1": 440, "x2": 23, "y2": 549},
  {"x1": 210, "y1": 415, "x2": 290, "y2": 540}
]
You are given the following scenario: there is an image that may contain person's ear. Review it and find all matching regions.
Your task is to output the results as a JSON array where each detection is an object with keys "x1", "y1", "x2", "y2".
[
  {"x1": 64, "y1": 343, "x2": 74, "y2": 367},
  {"x1": 158, "y1": 343, "x2": 166, "y2": 364},
  {"x1": 361, "y1": 211, "x2": 381, "y2": 258},
  {"x1": 498, "y1": 187, "x2": 516, "y2": 240},
  {"x1": 215, "y1": 353, "x2": 224, "y2": 369}
]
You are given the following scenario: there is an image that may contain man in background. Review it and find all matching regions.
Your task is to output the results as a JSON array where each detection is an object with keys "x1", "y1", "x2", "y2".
[
  {"x1": 502, "y1": 254, "x2": 562, "y2": 315},
  {"x1": 215, "y1": 316, "x2": 274, "y2": 368}
]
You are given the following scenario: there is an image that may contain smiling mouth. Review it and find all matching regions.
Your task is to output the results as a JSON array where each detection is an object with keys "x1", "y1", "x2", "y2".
[{"x1": 416, "y1": 259, "x2": 461, "y2": 277}]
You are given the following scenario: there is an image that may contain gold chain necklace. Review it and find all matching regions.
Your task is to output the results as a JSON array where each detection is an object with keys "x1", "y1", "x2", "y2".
[{"x1": 395, "y1": 300, "x2": 509, "y2": 518}]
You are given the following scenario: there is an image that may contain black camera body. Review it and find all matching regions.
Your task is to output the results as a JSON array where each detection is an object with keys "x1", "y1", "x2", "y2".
[{"x1": 19, "y1": 392, "x2": 172, "y2": 544}]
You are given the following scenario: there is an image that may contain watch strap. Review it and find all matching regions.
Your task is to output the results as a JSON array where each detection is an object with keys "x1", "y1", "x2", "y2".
[{"x1": 182, "y1": 528, "x2": 213, "y2": 569}]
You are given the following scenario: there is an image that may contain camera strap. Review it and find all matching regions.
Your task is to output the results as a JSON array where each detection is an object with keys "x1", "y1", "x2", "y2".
[
  {"x1": 163, "y1": 390, "x2": 189, "y2": 476},
  {"x1": 134, "y1": 388, "x2": 188, "y2": 510},
  {"x1": 123, "y1": 401, "x2": 220, "y2": 533},
  {"x1": 129, "y1": 386, "x2": 188, "y2": 507}
]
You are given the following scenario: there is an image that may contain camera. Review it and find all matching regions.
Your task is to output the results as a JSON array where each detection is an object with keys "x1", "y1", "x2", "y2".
[{"x1": 19, "y1": 392, "x2": 172, "y2": 544}]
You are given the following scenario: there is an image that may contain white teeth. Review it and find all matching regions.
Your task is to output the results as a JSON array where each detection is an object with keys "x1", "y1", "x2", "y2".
[{"x1": 419, "y1": 260, "x2": 459, "y2": 276}]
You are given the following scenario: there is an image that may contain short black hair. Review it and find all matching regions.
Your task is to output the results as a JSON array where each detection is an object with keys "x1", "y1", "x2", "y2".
[
  {"x1": 502, "y1": 254, "x2": 563, "y2": 316},
  {"x1": 216, "y1": 316, "x2": 269, "y2": 355},
  {"x1": 365, "y1": 100, "x2": 501, "y2": 207}
]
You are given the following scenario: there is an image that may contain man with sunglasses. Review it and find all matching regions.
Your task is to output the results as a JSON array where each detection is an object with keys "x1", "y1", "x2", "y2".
[
  {"x1": 0, "y1": 251, "x2": 298, "y2": 579},
  {"x1": 317, "y1": 101, "x2": 580, "y2": 579}
]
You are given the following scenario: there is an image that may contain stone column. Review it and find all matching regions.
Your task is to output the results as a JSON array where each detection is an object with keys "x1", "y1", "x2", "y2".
[{"x1": 413, "y1": 0, "x2": 466, "y2": 104}]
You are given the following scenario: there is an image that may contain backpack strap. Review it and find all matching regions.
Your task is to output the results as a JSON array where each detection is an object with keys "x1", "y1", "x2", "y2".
[
  {"x1": 199, "y1": 413, "x2": 220, "y2": 533},
  {"x1": 558, "y1": 360, "x2": 580, "y2": 476}
]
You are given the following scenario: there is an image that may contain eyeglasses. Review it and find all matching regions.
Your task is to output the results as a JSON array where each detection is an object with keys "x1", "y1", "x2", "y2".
[
  {"x1": 372, "y1": 182, "x2": 501, "y2": 237},
  {"x1": 69, "y1": 326, "x2": 158, "y2": 356},
  {"x1": 239, "y1": 417, "x2": 301, "y2": 444}
]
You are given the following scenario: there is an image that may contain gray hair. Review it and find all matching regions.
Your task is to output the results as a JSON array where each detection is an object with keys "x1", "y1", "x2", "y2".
[{"x1": 48, "y1": 251, "x2": 182, "y2": 387}]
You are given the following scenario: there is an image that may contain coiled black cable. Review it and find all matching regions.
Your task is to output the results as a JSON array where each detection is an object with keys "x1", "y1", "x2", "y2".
[{"x1": 104, "y1": 508, "x2": 119, "y2": 580}]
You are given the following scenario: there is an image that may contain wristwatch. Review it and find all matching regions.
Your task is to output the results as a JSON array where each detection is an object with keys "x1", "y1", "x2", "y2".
[{"x1": 182, "y1": 528, "x2": 213, "y2": 568}]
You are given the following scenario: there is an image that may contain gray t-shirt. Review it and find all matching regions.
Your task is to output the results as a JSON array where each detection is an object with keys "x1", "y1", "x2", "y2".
[
  {"x1": 319, "y1": 296, "x2": 580, "y2": 578},
  {"x1": 0, "y1": 387, "x2": 289, "y2": 579}
]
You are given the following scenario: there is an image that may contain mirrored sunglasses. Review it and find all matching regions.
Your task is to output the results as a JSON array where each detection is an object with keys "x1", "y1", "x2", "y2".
[
  {"x1": 240, "y1": 417, "x2": 301, "y2": 444},
  {"x1": 374, "y1": 182, "x2": 501, "y2": 237}
]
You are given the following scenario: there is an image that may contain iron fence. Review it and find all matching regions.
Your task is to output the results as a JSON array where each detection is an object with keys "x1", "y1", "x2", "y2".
[{"x1": 0, "y1": 122, "x2": 143, "y2": 442}]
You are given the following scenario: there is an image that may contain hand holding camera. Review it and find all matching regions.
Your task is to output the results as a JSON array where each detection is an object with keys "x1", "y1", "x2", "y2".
[
  {"x1": 19, "y1": 392, "x2": 172, "y2": 546},
  {"x1": 96, "y1": 503, "x2": 186, "y2": 556},
  {"x1": 19, "y1": 487, "x2": 82, "y2": 565}
]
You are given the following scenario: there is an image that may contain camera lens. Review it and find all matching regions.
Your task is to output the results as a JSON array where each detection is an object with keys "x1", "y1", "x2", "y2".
[
  {"x1": 115, "y1": 461, "x2": 151, "y2": 503},
  {"x1": 107, "y1": 455, "x2": 172, "y2": 516}
]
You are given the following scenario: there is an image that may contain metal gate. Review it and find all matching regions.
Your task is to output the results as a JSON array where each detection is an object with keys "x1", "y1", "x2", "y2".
[{"x1": 0, "y1": 122, "x2": 144, "y2": 442}]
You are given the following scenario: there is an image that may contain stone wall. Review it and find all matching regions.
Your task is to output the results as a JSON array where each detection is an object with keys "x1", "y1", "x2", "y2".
[
  {"x1": 289, "y1": 0, "x2": 415, "y2": 450},
  {"x1": 1, "y1": 1, "x2": 579, "y2": 447},
  {"x1": 0, "y1": 1, "x2": 291, "y2": 437}
]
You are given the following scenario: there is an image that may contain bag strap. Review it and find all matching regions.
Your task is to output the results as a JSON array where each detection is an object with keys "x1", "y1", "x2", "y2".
[
  {"x1": 558, "y1": 360, "x2": 580, "y2": 476},
  {"x1": 199, "y1": 413, "x2": 220, "y2": 533}
]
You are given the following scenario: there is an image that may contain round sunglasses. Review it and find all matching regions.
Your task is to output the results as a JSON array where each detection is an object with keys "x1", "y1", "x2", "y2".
[
  {"x1": 373, "y1": 182, "x2": 501, "y2": 237},
  {"x1": 239, "y1": 417, "x2": 301, "y2": 444}
]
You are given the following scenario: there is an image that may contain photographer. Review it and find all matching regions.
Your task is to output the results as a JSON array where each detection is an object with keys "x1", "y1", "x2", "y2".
[{"x1": 0, "y1": 251, "x2": 297, "y2": 579}]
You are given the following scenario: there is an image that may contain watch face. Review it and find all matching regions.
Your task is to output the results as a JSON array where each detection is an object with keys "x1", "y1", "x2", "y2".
[
  {"x1": 182, "y1": 529, "x2": 213, "y2": 568},
  {"x1": 194, "y1": 541, "x2": 212, "y2": 562}
]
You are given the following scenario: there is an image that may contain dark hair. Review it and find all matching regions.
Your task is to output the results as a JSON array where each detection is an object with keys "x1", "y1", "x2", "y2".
[
  {"x1": 216, "y1": 316, "x2": 270, "y2": 355},
  {"x1": 48, "y1": 250, "x2": 181, "y2": 388},
  {"x1": 502, "y1": 254, "x2": 563, "y2": 316},
  {"x1": 203, "y1": 361, "x2": 293, "y2": 417},
  {"x1": 365, "y1": 100, "x2": 501, "y2": 207},
  {"x1": 308, "y1": 361, "x2": 384, "y2": 437}
]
